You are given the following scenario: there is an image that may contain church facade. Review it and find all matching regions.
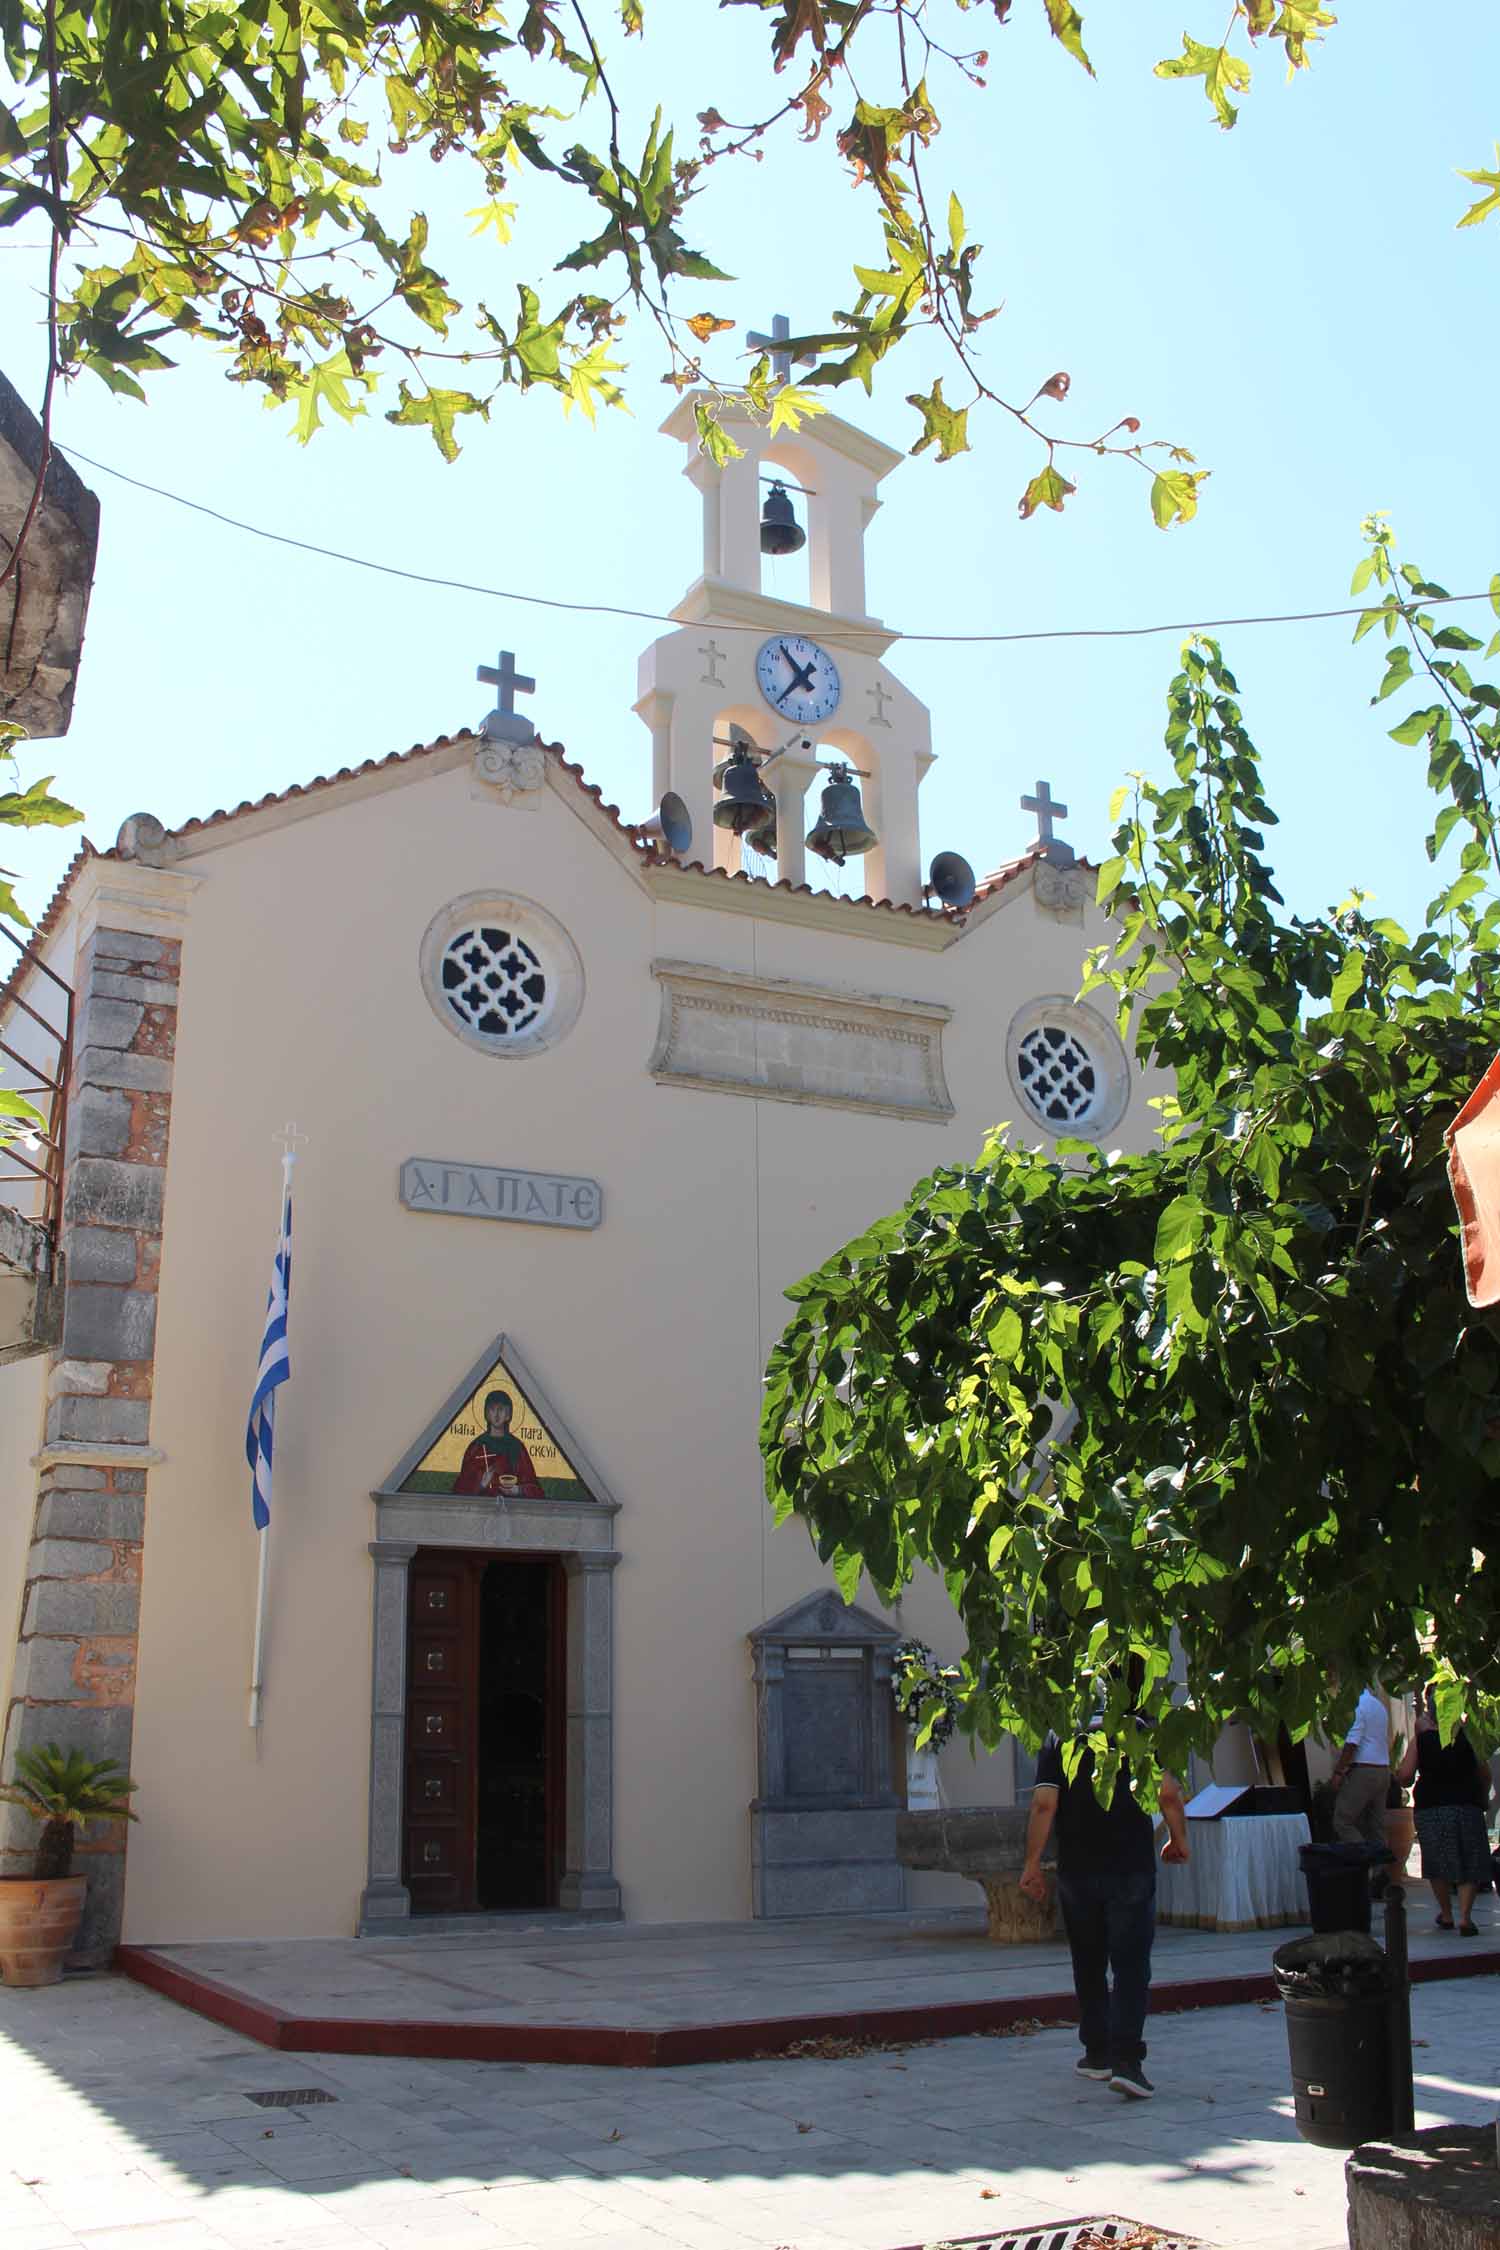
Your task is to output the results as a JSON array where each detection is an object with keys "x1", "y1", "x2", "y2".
[{"x1": 0, "y1": 393, "x2": 1160, "y2": 1956}]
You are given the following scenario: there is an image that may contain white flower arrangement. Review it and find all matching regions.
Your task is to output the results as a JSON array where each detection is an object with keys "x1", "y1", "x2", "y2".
[{"x1": 891, "y1": 1638, "x2": 961, "y2": 1752}]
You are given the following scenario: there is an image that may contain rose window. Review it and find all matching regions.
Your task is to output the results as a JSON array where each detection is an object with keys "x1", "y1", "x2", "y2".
[
  {"x1": 439, "y1": 926, "x2": 548, "y2": 1041},
  {"x1": 1015, "y1": 1022, "x2": 1098, "y2": 1124}
]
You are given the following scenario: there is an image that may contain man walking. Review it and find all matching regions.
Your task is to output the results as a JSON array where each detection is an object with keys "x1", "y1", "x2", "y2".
[
  {"x1": 1019, "y1": 1733, "x2": 1189, "y2": 2099},
  {"x1": 1329, "y1": 1684, "x2": 1391, "y2": 1849}
]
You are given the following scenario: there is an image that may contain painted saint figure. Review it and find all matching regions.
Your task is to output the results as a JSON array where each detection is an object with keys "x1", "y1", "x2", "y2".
[{"x1": 453, "y1": 1390, "x2": 544, "y2": 1500}]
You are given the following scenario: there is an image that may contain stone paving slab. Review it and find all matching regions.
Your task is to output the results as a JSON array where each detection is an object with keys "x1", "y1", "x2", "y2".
[
  {"x1": 4, "y1": 1969, "x2": 1500, "y2": 2249},
  {"x1": 117, "y1": 1893, "x2": 1500, "y2": 2064}
]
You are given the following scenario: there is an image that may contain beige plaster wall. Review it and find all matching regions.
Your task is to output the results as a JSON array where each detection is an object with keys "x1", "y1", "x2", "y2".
[
  {"x1": 0, "y1": 1353, "x2": 45, "y2": 1742},
  {"x1": 92, "y1": 761, "x2": 1160, "y2": 1941}
]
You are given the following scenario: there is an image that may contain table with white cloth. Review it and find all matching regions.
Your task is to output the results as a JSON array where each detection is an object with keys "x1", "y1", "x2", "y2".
[{"x1": 1155, "y1": 1813, "x2": 1311, "y2": 1931}]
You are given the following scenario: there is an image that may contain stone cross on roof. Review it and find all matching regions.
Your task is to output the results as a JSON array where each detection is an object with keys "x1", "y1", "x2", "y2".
[
  {"x1": 1022, "y1": 778, "x2": 1074, "y2": 867},
  {"x1": 746, "y1": 313, "x2": 793, "y2": 387},
  {"x1": 478, "y1": 648, "x2": 537, "y2": 745}
]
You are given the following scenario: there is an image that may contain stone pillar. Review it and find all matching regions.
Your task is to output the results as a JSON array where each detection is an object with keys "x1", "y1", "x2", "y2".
[
  {"x1": 558, "y1": 1550, "x2": 621, "y2": 1914},
  {"x1": 0, "y1": 860, "x2": 189, "y2": 1965},
  {"x1": 359, "y1": 1539, "x2": 418, "y2": 1927},
  {"x1": 768, "y1": 746, "x2": 819, "y2": 892}
]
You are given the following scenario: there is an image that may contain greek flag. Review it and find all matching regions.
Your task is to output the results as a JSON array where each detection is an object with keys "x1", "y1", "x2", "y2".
[{"x1": 246, "y1": 1189, "x2": 292, "y2": 1532}]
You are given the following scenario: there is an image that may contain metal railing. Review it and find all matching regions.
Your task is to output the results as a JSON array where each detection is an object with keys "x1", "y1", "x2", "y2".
[{"x1": 0, "y1": 919, "x2": 73, "y2": 1244}]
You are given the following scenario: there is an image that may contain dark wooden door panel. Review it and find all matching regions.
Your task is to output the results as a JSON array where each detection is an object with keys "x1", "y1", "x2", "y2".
[
  {"x1": 402, "y1": 1549, "x2": 567, "y2": 1916},
  {"x1": 403, "y1": 1555, "x2": 479, "y2": 1913}
]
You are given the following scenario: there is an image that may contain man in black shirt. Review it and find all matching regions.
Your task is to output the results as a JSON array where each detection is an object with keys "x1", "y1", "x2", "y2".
[{"x1": 1019, "y1": 1734, "x2": 1189, "y2": 2099}]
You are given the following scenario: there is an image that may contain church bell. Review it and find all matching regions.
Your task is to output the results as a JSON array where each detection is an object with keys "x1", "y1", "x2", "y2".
[
  {"x1": 743, "y1": 800, "x2": 777, "y2": 859},
  {"x1": 806, "y1": 764, "x2": 877, "y2": 866},
  {"x1": 712, "y1": 744, "x2": 774, "y2": 835},
  {"x1": 759, "y1": 481, "x2": 806, "y2": 558}
]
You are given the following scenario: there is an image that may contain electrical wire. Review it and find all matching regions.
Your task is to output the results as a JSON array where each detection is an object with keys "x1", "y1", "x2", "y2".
[{"x1": 59, "y1": 441, "x2": 1500, "y2": 649}]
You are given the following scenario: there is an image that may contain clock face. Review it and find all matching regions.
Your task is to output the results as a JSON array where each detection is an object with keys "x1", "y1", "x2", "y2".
[{"x1": 755, "y1": 635, "x2": 842, "y2": 725}]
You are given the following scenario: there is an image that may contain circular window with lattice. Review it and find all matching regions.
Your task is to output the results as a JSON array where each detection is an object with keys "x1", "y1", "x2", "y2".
[
  {"x1": 1006, "y1": 998, "x2": 1129, "y2": 1138},
  {"x1": 420, "y1": 893, "x2": 584, "y2": 1058},
  {"x1": 440, "y1": 925, "x2": 547, "y2": 1041}
]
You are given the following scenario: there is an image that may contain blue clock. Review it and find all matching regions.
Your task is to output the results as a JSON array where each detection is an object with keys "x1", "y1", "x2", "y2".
[{"x1": 755, "y1": 635, "x2": 841, "y2": 725}]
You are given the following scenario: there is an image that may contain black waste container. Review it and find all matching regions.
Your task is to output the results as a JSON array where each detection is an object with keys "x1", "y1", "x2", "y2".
[
  {"x1": 1298, "y1": 1839, "x2": 1393, "y2": 1933},
  {"x1": 1273, "y1": 1930, "x2": 1393, "y2": 2149}
]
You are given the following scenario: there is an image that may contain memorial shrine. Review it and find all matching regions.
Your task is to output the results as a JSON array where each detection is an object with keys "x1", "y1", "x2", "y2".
[{"x1": 3, "y1": 351, "x2": 1177, "y2": 1956}]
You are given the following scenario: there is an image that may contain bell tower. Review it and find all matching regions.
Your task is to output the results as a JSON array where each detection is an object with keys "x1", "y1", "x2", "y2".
[{"x1": 634, "y1": 350, "x2": 933, "y2": 905}]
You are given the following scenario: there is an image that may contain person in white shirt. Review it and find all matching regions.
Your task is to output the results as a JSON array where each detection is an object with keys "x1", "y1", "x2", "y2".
[{"x1": 1329, "y1": 1686, "x2": 1391, "y2": 1849}]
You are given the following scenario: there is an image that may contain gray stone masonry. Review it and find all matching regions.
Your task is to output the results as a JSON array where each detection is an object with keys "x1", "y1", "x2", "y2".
[
  {"x1": 1348, "y1": 2125, "x2": 1500, "y2": 2248},
  {"x1": 33, "y1": 1489, "x2": 145, "y2": 1540},
  {"x1": 64, "y1": 1154, "x2": 165, "y2": 1231},
  {"x1": 72, "y1": 1084, "x2": 134, "y2": 1158},
  {"x1": 46, "y1": 1392, "x2": 151, "y2": 1445},
  {"x1": 62, "y1": 1225, "x2": 140, "y2": 1283},
  {"x1": 61, "y1": 1284, "x2": 157, "y2": 1363},
  {"x1": 4, "y1": 917, "x2": 180, "y2": 1968}
]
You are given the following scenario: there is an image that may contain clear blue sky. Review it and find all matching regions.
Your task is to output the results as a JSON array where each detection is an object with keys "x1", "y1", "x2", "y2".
[{"x1": 4, "y1": 4, "x2": 1498, "y2": 933}]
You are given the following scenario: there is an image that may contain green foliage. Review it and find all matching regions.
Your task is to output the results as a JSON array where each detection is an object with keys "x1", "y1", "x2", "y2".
[
  {"x1": 1457, "y1": 146, "x2": 1500, "y2": 230},
  {"x1": 0, "y1": 2, "x2": 1345, "y2": 500},
  {"x1": 0, "y1": 1743, "x2": 138, "y2": 1879},
  {"x1": 761, "y1": 526, "x2": 1500, "y2": 1787}
]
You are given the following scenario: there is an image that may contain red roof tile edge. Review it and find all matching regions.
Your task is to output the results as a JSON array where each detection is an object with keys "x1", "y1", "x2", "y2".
[{"x1": 3, "y1": 734, "x2": 1070, "y2": 1016}]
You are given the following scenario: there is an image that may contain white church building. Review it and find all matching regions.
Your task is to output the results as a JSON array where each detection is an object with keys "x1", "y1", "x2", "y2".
[{"x1": 0, "y1": 387, "x2": 1160, "y2": 1959}]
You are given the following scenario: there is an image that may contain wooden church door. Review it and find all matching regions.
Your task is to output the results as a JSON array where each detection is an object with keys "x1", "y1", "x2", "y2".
[{"x1": 403, "y1": 1549, "x2": 566, "y2": 1914}]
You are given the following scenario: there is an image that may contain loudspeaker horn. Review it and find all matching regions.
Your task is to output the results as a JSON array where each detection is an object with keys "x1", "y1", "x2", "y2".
[
  {"x1": 926, "y1": 850, "x2": 977, "y2": 910},
  {"x1": 639, "y1": 791, "x2": 693, "y2": 860}
]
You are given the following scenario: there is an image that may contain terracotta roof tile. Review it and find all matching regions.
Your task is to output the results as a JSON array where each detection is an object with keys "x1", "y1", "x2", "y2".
[
  {"x1": 5, "y1": 728, "x2": 1030, "y2": 998},
  {"x1": 0, "y1": 840, "x2": 97, "y2": 1015}
]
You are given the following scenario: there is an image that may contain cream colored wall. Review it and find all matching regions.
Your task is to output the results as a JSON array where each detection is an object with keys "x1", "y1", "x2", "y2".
[
  {"x1": 0, "y1": 1355, "x2": 46, "y2": 1751},
  {"x1": 110, "y1": 765, "x2": 1160, "y2": 1941}
]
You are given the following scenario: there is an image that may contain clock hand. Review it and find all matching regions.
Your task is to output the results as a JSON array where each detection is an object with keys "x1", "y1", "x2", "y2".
[{"x1": 778, "y1": 642, "x2": 816, "y2": 695}]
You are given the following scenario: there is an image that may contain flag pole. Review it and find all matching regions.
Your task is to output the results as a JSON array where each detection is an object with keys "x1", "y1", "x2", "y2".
[
  {"x1": 248, "y1": 1518, "x2": 272, "y2": 1730},
  {"x1": 248, "y1": 1132, "x2": 300, "y2": 1729}
]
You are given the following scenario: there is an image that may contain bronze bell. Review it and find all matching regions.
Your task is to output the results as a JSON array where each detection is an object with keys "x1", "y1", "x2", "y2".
[
  {"x1": 806, "y1": 764, "x2": 877, "y2": 865},
  {"x1": 712, "y1": 745, "x2": 773, "y2": 835},
  {"x1": 759, "y1": 481, "x2": 806, "y2": 558},
  {"x1": 743, "y1": 800, "x2": 778, "y2": 860}
]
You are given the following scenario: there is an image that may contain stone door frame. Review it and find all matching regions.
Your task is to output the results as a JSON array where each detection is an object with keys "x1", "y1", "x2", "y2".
[{"x1": 360, "y1": 1335, "x2": 621, "y2": 1931}]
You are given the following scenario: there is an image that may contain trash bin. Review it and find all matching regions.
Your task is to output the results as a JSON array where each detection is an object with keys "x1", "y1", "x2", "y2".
[
  {"x1": 1273, "y1": 1930, "x2": 1393, "y2": 2149},
  {"x1": 1298, "y1": 1839, "x2": 1393, "y2": 1933}
]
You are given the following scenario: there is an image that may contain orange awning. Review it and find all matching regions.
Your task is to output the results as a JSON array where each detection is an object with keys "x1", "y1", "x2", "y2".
[{"x1": 1446, "y1": 1051, "x2": 1500, "y2": 1308}]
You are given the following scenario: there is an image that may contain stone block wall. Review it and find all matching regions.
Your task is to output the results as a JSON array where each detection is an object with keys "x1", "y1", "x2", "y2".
[{"x1": 1, "y1": 915, "x2": 179, "y2": 1964}]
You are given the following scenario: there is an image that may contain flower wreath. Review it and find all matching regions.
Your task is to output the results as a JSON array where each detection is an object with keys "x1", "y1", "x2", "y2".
[{"x1": 891, "y1": 1638, "x2": 961, "y2": 1752}]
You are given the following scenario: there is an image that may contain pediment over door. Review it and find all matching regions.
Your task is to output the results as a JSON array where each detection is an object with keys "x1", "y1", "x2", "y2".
[
  {"x1": 750, "y1": 1591, "x2": 899, "y2": 1648},
  {"x1": 373, "y1": 1334, "x2": 619, "y2": 1543}
]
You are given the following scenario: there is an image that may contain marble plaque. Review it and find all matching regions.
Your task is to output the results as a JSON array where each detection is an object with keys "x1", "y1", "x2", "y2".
[
  {"x1": 649, "y1": 959, "x2": 954, "y2": 1121},
  {"x1": 400, "y1": 1158, "x2": 602, "y2": 1229}
]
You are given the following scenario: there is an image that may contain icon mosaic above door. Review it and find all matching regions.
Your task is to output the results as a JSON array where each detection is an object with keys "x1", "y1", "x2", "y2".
[{"x1": 394, "y1": 1337, "x2": 600, "y2": 1503}]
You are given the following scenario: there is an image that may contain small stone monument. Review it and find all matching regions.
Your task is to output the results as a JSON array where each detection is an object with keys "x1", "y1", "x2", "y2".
[{"x1": 748, "y1": 1593, "x2": 903, "y2": 1918}]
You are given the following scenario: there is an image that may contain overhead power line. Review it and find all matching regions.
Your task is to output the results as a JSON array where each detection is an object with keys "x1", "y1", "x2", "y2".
[{"x1": 60, "y1": 442, "x2": 1499, "y2": 649}]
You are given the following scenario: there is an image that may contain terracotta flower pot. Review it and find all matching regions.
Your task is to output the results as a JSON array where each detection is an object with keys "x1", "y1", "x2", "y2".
[
  {"x1": 1385, "y1": 1803, "x2": 1416, "y2": 1876},
  {"x1": 0, "y1": 1875, "x2": 87, "y2": 1987}
]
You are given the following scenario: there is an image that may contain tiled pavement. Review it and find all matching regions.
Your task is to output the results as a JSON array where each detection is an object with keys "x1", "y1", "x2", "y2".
[{"x1": 3, "y1": 1965, "x2": 1498, "y2": 2250}]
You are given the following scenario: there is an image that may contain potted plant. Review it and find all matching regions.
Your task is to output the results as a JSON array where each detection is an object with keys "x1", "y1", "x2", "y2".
[
  {"x1": 891, "y1": 1639, "x2": 961, "y2": 1810},
  {"x1": 0, "y1": 1745, "x2": 137, "y2": 1986},
  {"x1": 1384, "y1": 1771, "x2": 1416, "y2": 1876}
]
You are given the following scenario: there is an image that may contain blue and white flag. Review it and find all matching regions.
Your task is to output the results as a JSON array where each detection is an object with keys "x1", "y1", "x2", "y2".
[{"x1": 246, "y1": 1188, "x2": 292, "y2": 1532}]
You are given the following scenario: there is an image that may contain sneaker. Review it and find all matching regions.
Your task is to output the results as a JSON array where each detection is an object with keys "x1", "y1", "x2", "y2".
[
  {"x1": 1075, "y1": 2054, "x2": 1112, "y2": 2080},
  {"x1": 1108, "y1": 2062, "x2": 1155, "y2": 2099}
]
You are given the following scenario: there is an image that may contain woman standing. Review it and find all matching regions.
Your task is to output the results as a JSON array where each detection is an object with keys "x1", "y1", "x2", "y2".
[{"x1": 1396, "y1": 1698, "x2": 1493, "y2": 1936}]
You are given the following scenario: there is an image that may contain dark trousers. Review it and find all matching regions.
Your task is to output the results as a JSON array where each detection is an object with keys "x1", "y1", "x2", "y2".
[{"x1": 1056, "y1": 1867, "x2": 1156, "y2": 2065}]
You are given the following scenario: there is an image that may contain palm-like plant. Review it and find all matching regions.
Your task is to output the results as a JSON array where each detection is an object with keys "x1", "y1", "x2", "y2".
[{"x1": 0, "y1": 1746, "x2": 137, "y2": 1880}]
